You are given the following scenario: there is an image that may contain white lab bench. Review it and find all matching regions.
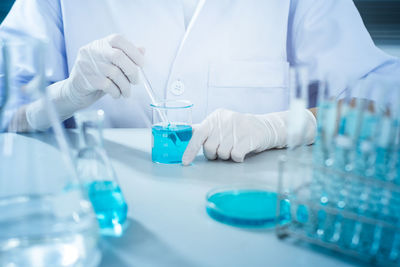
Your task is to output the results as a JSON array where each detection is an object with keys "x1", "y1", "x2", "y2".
[{"x1": 94, "y1": 129, "x2": 364, "y2": 267}]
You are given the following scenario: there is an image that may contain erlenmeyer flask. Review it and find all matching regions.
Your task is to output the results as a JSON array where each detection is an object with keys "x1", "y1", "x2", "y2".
[
  {"x1": 75, "y1": 109, "x2": 128, "y2": 237},
  {"x1": 0, "y1": 38, "x2": 100, "y2": 266}
]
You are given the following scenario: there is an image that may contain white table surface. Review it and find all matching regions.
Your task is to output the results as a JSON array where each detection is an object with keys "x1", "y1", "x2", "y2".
[{"x1": 97, "y1": 129, "x2": 362, "y2": 267}]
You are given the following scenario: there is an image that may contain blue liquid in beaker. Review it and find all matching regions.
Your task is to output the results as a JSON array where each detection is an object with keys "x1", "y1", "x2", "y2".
[
  {"x1": 152, "y1": 124, "x2": 192, "y2": 164},
  {"x1": 87, "y1": 180, "x2": 128, "y2": 236}
]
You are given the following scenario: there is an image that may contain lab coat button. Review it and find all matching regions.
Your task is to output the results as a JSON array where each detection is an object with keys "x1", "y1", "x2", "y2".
[{"x1": 170, "y1": 80, "x2": 185, "y2": 95}]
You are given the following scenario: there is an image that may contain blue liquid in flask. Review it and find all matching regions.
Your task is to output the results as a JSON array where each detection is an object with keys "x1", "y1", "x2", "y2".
[
  {"x1": 87, "y1": 180, "x2": 128, "y2": 236},
  {"x1": 152, "y1": 124, "x2": 192, "y2": 164}
]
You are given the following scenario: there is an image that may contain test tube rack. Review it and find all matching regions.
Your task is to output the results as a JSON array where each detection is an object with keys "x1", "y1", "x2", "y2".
[{"x1": 276, "y1": 155, "x2": 400, "y2": 266}]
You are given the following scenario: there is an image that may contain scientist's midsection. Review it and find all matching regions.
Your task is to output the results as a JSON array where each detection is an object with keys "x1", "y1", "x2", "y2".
[
  {"x1": 62, "y1": 0, "x2": 291, "y2": 127},
  {"x1": 91, "y1": 65, "x2": 290, "y2": 128}
]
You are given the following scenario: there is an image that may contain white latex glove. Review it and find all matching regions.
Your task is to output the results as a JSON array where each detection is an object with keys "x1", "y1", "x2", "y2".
[
  {"x1": 182, "y1": 108, "x2": 316, "y2": 165},
  {"x1": 26, "y1": 34, "x2": 144, "y2": 131}
]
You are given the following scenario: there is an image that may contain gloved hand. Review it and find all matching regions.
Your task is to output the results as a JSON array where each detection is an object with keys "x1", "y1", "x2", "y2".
[
  {"x1": 26, "y1": 34, "x2": 145, "y2": 131},
  {"x1": 182, "y1": 108, "x2": 316, "y2": 165}
]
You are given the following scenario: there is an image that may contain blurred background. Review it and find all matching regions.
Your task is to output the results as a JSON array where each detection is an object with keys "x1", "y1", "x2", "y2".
[
  {"x1": 0, "y1": 0, "x2": 13, "y2": 24},
  {"x1": 354, "y1": 0, "x2": 400, "y2": 57},
  {"x1": 0, "y1": 0, "x2": 399, "y2": 57}
]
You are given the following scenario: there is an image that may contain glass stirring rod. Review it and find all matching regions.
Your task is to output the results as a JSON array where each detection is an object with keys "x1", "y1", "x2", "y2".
[{"x1": 138, "y1": 67, "x2": 169, "y2": 124}]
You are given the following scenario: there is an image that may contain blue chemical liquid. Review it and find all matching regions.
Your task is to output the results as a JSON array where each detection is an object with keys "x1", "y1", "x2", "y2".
[
  {"x1": 152, "y1": 124, "x2": 192, "y2": 164},
  {"x1": 296, "y1": 205, "x2": 309, "y2": 223},
  {"x1": 206, "y1": 190, "x2": 290, "y2": 227},
  {"x1": 87, "y1": 181, "x2": 128, "y2": 236}
]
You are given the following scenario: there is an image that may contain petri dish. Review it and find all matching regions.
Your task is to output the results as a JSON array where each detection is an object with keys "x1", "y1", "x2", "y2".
[{"x1": 206, "y1": 186, "x2": 290, "y2": 228}]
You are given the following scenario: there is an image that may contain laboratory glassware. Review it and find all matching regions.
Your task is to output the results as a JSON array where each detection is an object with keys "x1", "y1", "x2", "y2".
[
  {"x1": 0, "y1": 38, "x2": 100, "y2": 266},
  {"x1": 203, "y1": 66, "x2": 312, "y2": 228},
  {"x1": 206, "y1": 185, "x2": 290, "y2": 228},
  {"x1": 74, "y1": 109, "x2": 128, "y2": 237},
  {"x1": 151, "y1": 100, "x2": 193, "y2": 164},
  {"x1": 277, "y1": 78, "x2": 400, "y2": 266},
  {"x1": 139, "y1": 67, "x2": 168, "y2": 124},
  {"x1": 287, "y1": 66, "x2": 310, "y2": 150}
]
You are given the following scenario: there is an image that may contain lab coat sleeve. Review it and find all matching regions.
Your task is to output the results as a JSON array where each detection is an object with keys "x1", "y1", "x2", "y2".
[
  {"x1": 0, "y1": 0, "x2": 67, "y2": 129},
  {"x1": 0, "y1": 0, "x2": 68, "y2": 83},
  {"x1": 287, "y1": 0, "x2": 400, "y2": 106}
]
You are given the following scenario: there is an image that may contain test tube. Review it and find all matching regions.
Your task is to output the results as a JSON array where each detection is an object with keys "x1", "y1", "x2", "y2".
[
  {"x1": 326, "y1": 80, "x2": 372, "y2": 246},
  {"x1": 359, "y1": 82, "x2": 398, "y2": 257},
  {"x1": 375, "y1": 84, "x2": 400, "y2": 260},
  {"x1": 321, "y1": 87, "x2": 349, "y2": 243},
  {"x1": 310, "y1": 78, "x2": 338, "y2": 239},
  {"x1": 350, "y1": 81, "x2": 396, "y2": 256},
  {"x1": 345, "y1": 81, "x2": 378, "y2": 251},
  {"x1": 390, "y1": 116, "x2": 400, "y2": 261},
  {"x1": 287, "y1": 66, "x2": 309, "y2": 150},
  {"x1": 347, "y1": 98, "x2": 371, "y2": 249}
]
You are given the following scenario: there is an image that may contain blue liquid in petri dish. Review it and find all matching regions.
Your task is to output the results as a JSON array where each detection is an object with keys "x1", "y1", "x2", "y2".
[
  {"x1": 87, "y1": 180, "x2": 128, "y2": 236},
  {"x1": 206, "y1": 189, "x2": 290, "y2": 228},
  {"x1": 152, "y1": 124, "x2": 192, "y2": 164}
]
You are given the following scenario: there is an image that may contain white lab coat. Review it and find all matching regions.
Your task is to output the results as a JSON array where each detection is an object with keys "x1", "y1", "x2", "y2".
[{"x1": 0, "y1": 0, "x2": 399, "y2": 127}]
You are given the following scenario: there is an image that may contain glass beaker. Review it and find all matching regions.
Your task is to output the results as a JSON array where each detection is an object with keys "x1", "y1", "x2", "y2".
[
  {"x1": 74, "y1": 109, "x2": 128, "y2": 237},
  {"x1": 151, "y1": 100, "x2": 193, "y2": 164},
  {"x1": 0, "y1": 38, "x2": 100, "y2": 266}
]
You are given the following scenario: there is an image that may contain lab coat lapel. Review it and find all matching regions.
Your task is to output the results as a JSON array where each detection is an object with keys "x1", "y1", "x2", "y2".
[
  {"x1": 165, "y1": 0, "x2": 206, "y2": 89},
  {"x1": 178, "y1": 0, "x2": 207, "y2": 53},
  {"x1": 165, "y1": 0, "x2": 230, "y2": 91}
]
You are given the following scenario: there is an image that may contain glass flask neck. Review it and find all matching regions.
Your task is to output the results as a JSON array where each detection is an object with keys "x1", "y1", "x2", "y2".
[
  {"x1": 76, "y1": 110, "x2": 105, "y2": 150},
  {"x1": 79, "y1": 119, "x2": 104, "y2": 149}
]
